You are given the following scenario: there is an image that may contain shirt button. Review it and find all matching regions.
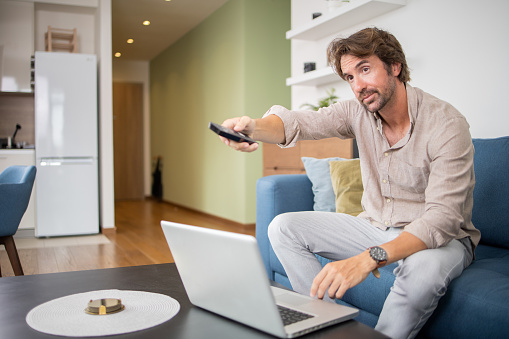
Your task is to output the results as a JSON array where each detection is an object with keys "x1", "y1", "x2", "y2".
[
  {"x1": 384, "y1": 152, "x2": 389, "y2": 157},
  {"x1": 386, "y1": 198, "x2": 391, "y2": 203},
  {"x1": 382, "y1": 179, "x2": 387, "y2": 184},
  {"x1": 384, "y1": 221, "x2": 389, "y2": 226}
]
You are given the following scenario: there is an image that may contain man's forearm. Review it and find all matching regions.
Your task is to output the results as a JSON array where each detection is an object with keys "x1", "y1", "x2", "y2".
[
  {"x1": 379, "y1": 231, "x2": 428, "y2": 265},
  {"x1": 252, "y1": 114, "x2": 286, "y2": 144}
]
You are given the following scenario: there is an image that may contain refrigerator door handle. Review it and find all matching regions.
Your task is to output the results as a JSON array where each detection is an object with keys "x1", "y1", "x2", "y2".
[{"x1": 39, "y1": 158, "x2": 95, "y2": 166}]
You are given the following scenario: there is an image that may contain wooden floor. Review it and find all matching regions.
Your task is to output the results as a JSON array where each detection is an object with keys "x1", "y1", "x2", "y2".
[{"x1": 0, "y1": 199, "x2": 255, "y2": 277}]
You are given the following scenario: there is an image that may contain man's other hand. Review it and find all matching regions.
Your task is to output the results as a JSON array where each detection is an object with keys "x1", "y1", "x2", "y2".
[{"x1": 310, "y1": 251, "x2": 376, "y2": 300}]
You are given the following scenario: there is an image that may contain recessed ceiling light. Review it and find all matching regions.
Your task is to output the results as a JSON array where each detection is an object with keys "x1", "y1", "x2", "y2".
[
  {"x1": 143, "y1": 20, "x2": 150, "y2": 26},
  {"x1": 127, "y1": 39, "x2": 134, "y2": 44},
  {"x1": 114, "y1": 52, "x2": 121, "y2": 57}
]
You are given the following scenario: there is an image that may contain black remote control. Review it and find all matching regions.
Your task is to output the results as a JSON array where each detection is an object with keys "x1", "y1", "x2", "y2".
[{"x1": 208, "y1": 122, "x2": 257, "y2": 144}]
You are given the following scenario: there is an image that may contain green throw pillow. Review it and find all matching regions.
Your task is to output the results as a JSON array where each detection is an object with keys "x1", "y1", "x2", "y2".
[{"x1": 329, "y1": 159, "x2": 363, "y2": 216}]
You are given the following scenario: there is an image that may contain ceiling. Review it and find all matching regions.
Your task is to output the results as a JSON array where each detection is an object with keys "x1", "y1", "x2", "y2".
[{"x1": 112, "y1": 0, "x2": 228, "y2": 61}]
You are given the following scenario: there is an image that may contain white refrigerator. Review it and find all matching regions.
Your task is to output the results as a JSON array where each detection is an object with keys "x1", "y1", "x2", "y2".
[{"x1": 34, "y1": 52, "x2": 99, "y2": 237}]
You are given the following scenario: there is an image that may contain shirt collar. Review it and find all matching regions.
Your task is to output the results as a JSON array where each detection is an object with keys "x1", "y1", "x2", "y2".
[{"x1": 372, "y1": 84, "x2": 417, "y2": 149}]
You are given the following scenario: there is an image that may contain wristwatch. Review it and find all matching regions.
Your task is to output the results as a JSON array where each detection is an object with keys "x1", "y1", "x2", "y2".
[
  {"x1": 368, "y1": 246, "x2": 388, "y2": 279},
  {"x1": 369, "y1": 246, "x2": 388, "y2": 267}
]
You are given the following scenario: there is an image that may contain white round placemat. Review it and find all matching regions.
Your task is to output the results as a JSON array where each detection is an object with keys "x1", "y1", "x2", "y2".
[{"x1": 26, "y1": 290, "x2": 180, "y2": 337}]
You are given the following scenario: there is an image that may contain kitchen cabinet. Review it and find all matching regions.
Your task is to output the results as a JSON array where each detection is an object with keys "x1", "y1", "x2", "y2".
[
  {"x1": 0, "y1": 149, "x2": 36, "y2": 231},
  {"x1": 0, "y1": 1, "x2": 34, "y2": 92}
]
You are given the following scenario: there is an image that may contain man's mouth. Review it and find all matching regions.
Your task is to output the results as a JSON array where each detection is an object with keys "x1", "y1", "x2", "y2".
[{"x1": 361, "y1": 91, "x2": 376, "y2": 103}]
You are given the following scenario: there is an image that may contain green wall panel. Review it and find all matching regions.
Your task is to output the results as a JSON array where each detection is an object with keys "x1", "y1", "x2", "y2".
[{"x1": 150, "y1": 0, "x2": 290, "y2": 224}]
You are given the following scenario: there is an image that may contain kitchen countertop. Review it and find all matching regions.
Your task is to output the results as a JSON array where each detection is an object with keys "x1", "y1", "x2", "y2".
[{"x1": 0, "y1": 148, "x2": 35, "y2": 154}]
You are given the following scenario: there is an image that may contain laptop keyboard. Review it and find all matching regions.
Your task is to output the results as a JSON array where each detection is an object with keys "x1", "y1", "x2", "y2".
[{"x1": 277, "y1": 305, "x2": 314, "y2": 326}]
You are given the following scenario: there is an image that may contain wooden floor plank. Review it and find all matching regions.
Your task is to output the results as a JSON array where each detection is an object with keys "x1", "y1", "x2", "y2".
[
  {"x1": 18, "y1": 249, "x2": 39, "y2": 275},
  {"x1": 0, "y1": 199, "x2": 255, "y2": 277},
  {"x1": 0, "y1": 254, "x2": 14, "y2": 277},
  {"x1": 36, "y1": 248, "x2": 59, "y2": 274},
  {"x1": 107, "y1": 232, "x2": 162, "y2": 266},
  {"x1": 54, "y1": 247, "x2": 80, "y2": 273}
]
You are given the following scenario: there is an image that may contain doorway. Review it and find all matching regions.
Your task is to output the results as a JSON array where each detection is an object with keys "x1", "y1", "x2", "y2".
[{"x1": 112, "y1": 82, "x2": 144, "y2": 200}]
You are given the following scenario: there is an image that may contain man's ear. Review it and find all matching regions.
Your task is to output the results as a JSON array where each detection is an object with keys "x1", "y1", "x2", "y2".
[{"x1": 392, "y1": 63, "x2": 402, "y2": 77}]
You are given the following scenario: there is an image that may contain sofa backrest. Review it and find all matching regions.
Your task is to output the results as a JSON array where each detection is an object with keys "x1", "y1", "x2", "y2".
[{"x1": 471, "y1": 137, "x2": 509, "y2": 249}]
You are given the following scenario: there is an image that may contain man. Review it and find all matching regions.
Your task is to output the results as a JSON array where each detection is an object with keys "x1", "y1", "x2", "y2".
[{"x1": 219, "y1": 28, "x2": 479, "y2": 339}]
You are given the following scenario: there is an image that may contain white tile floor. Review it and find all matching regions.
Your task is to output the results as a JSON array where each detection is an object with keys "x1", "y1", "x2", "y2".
[{"x1": 1, "y1": 234, "x2": 111, "y2": 250}]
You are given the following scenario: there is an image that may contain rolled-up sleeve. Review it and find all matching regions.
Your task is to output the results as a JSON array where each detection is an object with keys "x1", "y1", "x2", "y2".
[
  {"x1": 262, "y1": 105, "x2": 301, "y2": 147},
  {"x1": 262, "y1": 102, "x2": 357, "y2": 148}
]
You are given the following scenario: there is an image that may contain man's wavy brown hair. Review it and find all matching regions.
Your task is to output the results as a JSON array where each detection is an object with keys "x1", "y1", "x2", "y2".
[{"x1": 327, "y1": 27, "x2": 411, "y2": 83}]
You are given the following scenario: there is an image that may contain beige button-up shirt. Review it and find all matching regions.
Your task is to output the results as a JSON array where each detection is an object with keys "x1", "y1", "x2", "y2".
[{"x1": 264, "y1": 84, "x2": 480, "y2": 249}]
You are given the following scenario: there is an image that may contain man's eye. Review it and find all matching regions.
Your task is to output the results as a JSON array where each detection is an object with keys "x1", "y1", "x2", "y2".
[{"x1": 362, "y1": 67, "x2": 369, "y2": 73}]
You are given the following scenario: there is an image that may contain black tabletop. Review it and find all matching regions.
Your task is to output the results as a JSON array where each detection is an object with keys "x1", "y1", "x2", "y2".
[{"x1": 0, "y1": 263, "x2": 387, "y2": 338}]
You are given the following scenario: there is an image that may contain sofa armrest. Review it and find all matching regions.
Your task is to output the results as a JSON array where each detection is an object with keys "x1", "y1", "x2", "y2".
[{"x1": 256, "y1": 174, "x2": 314, "y2": 280}]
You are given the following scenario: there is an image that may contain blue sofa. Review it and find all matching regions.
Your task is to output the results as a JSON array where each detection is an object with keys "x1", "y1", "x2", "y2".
[{"x1": 256, "y1": 137, "x2": 509, "y2": 338}]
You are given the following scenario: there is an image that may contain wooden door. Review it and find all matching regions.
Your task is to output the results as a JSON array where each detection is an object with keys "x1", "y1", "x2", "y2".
[{"x1": 113, "y1": 82, "x2": 144, "y2": 200}]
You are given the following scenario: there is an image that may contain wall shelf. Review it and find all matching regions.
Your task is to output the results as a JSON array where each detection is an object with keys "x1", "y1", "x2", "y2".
[
  {"x1": 286, "y1": 67, "x2": 338, "y2": 86},
  {"x1": 286, "y1": 0, "x2": 406, "y2": 86},
  {"x1": 286, "y1": 0, "x2": 406, "y2": 41}
]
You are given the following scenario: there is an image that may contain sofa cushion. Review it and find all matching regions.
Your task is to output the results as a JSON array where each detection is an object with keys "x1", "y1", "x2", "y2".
[
  {"x1": 329, "y1": 159, "x2": 363, "y2": 216},
  {"x1": 301, "y1": 157, "x2": 345, "y2": 212},
  {"x1": 421, "y1": 243, "x2": 509, "y2": 338},
  {"x1": 471, "y1": 137, "x2": 509, "y2": 249},
  {"x1": 316, "y1": 245, "x2": 509, "y2": 337}
]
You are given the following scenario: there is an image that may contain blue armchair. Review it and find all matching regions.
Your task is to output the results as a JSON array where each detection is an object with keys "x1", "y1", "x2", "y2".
[{"x1": 0, "y1": 165, "x2": 37, "y2": 276}]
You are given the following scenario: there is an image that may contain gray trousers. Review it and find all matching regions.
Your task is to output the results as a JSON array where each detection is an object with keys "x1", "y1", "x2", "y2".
[{"x1": 268, "y1": 211, "x2": 473, "y2": 339}]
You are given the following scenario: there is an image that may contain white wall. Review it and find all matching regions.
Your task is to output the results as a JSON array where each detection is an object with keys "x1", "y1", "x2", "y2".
[
  {"x1": 96, "y1": 0, "x2": 115, "y2": 230},
  {"x1": 290, "y1": 0, "x2": 509, "y2": 138},
  {"x1": 112, "y1": 59, "x2": 151, "y2": 196}
]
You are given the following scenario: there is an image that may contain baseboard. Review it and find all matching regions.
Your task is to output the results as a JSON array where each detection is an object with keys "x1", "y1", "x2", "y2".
[
  {"x1": 154, "y1": 198, "x2": 256, "y2": 230},
  {"x1": 16, "y1": 227, "x2": 116, "y2": 238},
  {"x1": 14, "y1": 229, "x2": 35, "y2": 238},
  {"x1": 101, "y1": 226, "x2": 117, "y2": 235}
]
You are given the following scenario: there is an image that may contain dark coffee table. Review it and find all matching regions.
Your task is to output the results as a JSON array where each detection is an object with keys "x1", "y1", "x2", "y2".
[{"x1": 0, "y1": 263, "x2": 387, "y2": 338}]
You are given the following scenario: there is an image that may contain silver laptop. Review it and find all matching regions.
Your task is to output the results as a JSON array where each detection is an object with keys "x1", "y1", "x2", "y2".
[{"x1": 161, "y1": 221, "x2": 358, "y2": 338}]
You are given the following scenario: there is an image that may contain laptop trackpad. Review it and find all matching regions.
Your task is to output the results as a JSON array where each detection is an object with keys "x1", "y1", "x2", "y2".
[{"x1": 276, "y1": 292, "x2": 312, "y2": 307}]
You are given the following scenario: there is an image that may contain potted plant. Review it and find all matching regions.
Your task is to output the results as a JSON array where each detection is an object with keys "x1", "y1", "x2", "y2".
[{"x1": 300, "y1": 88, "x2": 339, "y2": 111}]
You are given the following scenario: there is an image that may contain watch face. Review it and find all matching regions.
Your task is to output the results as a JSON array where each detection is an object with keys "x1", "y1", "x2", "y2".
[{"x1": 370, "y1": 246, "x2": 387, "y2": 261}]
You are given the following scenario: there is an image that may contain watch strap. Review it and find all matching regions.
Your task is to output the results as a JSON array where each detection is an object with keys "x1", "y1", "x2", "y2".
[
  {"x1": 375, "y1": 258, "x2": 387, "y2": 268},
  {"x1": 368, "y1": 246, "x2": 387, "y2": 279}
]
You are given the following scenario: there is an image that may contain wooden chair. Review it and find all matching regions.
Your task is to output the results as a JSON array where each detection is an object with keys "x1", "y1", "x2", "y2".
[{"x1": 0, "y1": 166, "x2": 36, "y2": 276}]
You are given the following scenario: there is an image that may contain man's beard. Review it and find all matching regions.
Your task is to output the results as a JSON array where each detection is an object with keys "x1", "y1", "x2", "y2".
[{"x1": 358, "y1": 72, "x2": 397, "y2": 113}]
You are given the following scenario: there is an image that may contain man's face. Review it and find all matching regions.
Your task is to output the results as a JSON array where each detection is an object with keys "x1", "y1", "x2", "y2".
[{"x1": 340, "y1": 54, "x2": 398, "y2": 113}]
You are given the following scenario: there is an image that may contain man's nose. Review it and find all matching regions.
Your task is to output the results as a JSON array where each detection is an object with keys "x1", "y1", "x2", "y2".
[{"x1": 352, "y1": 78, "x2": 366, "y2": 94}]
